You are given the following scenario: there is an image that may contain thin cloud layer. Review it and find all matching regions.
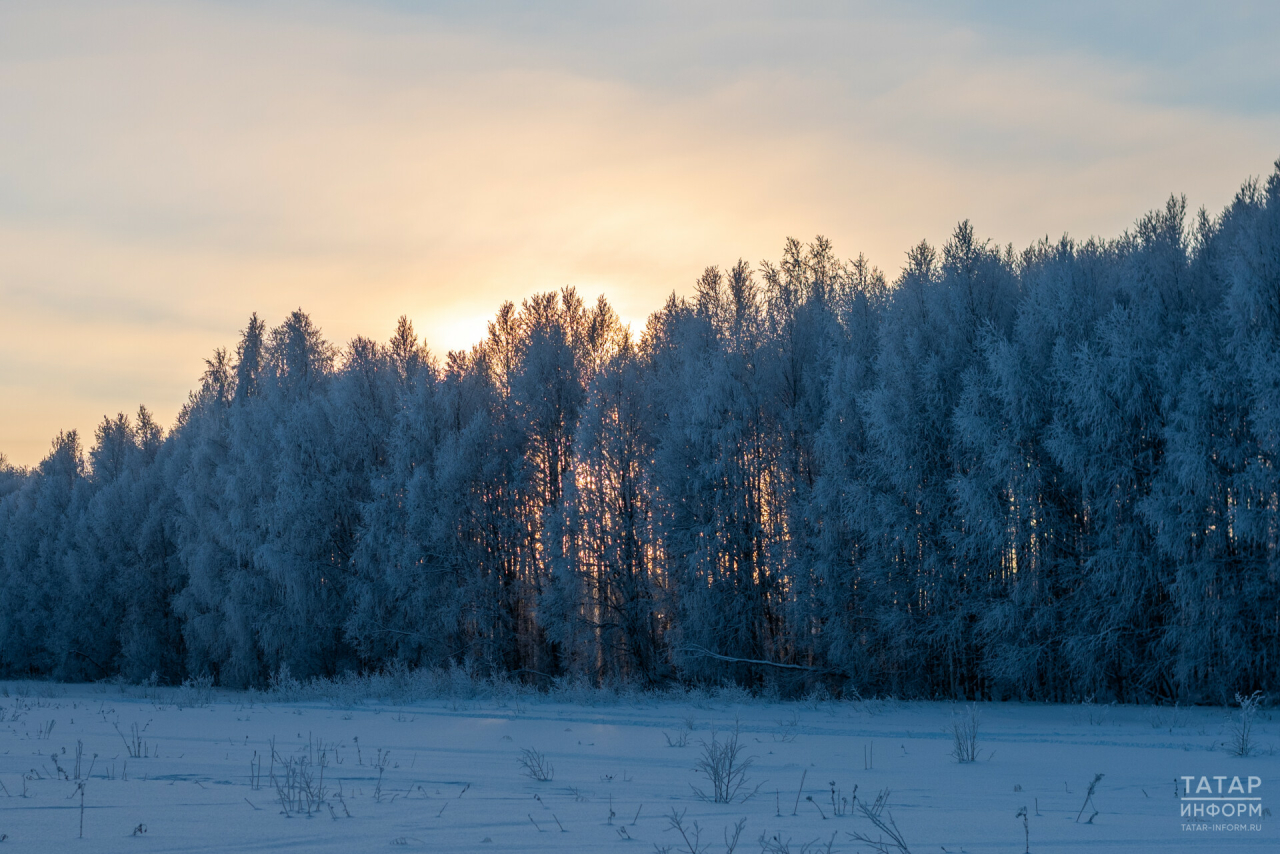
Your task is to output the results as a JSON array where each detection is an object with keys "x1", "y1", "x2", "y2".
[{"x1": 1, "y1": 0, "x2": 1276, "y2": 464}]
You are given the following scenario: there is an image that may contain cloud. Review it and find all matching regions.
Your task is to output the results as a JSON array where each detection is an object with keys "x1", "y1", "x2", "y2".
[{"x1": 0, "y1": 0, "x2": 1276, "y2": 464}]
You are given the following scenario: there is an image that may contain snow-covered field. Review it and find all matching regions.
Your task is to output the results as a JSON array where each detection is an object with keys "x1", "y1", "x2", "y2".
[{"x1": 0, "y1": 681, "x2": 1275, "y2": 853}]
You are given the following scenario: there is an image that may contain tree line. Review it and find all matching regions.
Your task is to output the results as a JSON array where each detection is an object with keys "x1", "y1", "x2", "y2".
[{"x1": 2, "y1": 163, "x2": 1278, "y2": 702}]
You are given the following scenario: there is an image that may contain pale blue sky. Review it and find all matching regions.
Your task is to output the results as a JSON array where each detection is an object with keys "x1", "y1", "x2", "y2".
[{"x1": 1, "y1": 1, "x2": 1277, "y2": 465}]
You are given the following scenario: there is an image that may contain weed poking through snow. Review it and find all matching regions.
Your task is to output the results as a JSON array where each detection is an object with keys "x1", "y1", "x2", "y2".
[
  {"x1": 949, "y1": 704, "x2": 980, "y2": 763},
  {"x1": 518, "y1": 747, "x2": 554, "y2": 782},
  {"x1": 847, "y1": 791, "x2": 912, "y2": 854},
  {"x1": 1228, "y1": 691, "x2": 1263, "y2": 757},
  {"x1": 690, "y1": 720, "x2": 761, "y2": 804},
  {"x1": 1075, "y1": 773, "x2": 1103, "y2": 823}
]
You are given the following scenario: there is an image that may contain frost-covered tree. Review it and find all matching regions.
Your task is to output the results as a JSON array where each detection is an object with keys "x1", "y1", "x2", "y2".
[
  {"x1": 543, "y1": 337, "x2": 664, "y2": 683},
  {"x1": 0, "y1": 431, "x2": 85, "y2": 674},
  {"x1": 2, "y1": 163, "x2": 1279, "y2": 701},
  {"x1": 647, "y1": 261, "x2": 801, "y2": 686}
]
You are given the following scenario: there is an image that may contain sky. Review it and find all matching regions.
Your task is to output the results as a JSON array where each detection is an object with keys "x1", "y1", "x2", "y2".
[{"x1": 1, "y1": 1, "x2": 1278, "y2": 467}]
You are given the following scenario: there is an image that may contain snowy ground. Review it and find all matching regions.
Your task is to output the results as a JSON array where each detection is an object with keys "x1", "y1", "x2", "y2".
[{"x1": 0, "y1": 681, "x2": 1276, "y2": 852}]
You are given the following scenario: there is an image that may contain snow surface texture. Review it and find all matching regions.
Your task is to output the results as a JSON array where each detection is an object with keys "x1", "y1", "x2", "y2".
[{"x1": 0, "y1": 682, "x2": 1275, "y2": 853}]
